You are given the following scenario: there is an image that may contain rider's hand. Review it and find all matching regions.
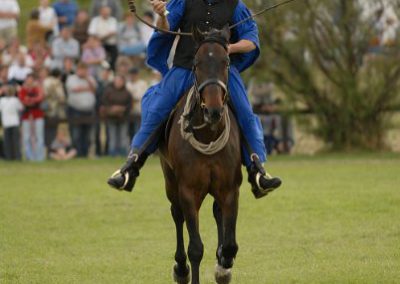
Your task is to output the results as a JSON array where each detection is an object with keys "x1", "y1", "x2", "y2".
[{"x1": 151, "y1": 0, "x2": 167, "y2": 17}]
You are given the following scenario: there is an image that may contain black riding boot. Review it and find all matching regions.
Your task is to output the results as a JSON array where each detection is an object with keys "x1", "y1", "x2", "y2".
[
  {"x1": 247, "y1": 157, "x2": 282, "y2": 199},
  {"x1": 107, "y1": 150, "x2": 149, "y2": 192}
]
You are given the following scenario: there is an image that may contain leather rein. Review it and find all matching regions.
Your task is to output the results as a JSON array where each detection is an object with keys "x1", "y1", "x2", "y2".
[{"x1": 127, "y1": 0, "x2": 298, "y2": 37}]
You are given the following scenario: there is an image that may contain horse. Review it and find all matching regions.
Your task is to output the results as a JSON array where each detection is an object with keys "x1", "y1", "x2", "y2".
[{"x1": 159, "y1": 26, "x2": 242, "y2": 284}]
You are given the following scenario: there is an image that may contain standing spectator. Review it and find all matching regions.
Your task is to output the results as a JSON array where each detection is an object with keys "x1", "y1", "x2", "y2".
[
  {"x1": 88, "y1": 6, "x2": 118, "y2": 70},
  {"x1": 139, "y1": 11, "x2": 155, "y2": 47},
  {"x1": 29, "y1": 43, "x2": 52, "y2": 70},
  {"x1": 51, "y1": 27, "x2": 80, "y2": 69},
  {"x1": 0, "y1": 84, "x2": 23, "y2": 160},
  {"x1": 26, "y1": 9, "x2": 52, "y2": 50},
  {"x1": 8, "y1": 53, "x2": 33, "y2": 85},
  {"x1": 0, "y1": 0, "x2": 20, "y2": 44},
  {"x1": 66, "y1": 62, "x2": 97, "y2": 157},
  {"x1": 118, "y1": 13, "x2": 146, "y2": 56},
  {"x1": 72, "y1": 10, "x2": 90, "y2": 46},
  {"x1": 81, "y1": 36, "x2": 106, "y2": 78},
  {"x1": 90, "y1": 0, "x2": 123, "y2": 21},
  {"x1": 39, "y1": 0, "x2": 59, "y2": 37},
  {"x1": 19, "y1": 74, "x2": 46, "y2": 161},
  {"x1": 42, "y1": 69, "x2": 66, "y2": 150},
  {"x1": 126, "y1": 67, "x2": 148, "y2": 137},
  {"x1": 0, "y1": 65, "x2": 9, "y2": 87},
  {"x1": 61, "y1": 57, "x2": 75, "y2": 88},
  {"x1": 94, "y1": 67, "x2": 113, "y2": 156},
  {"x1": 53, "y1": 0, "x2": 78, "y2": 30},
  {"x1": 101, "y1": 74, "x2": 131, "y2": 156},
  {"x1": 1, "y1": 39, "x2": 32, "y2": 67}
]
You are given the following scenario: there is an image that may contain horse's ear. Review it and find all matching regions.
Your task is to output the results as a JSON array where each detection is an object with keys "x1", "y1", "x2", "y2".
[
  {"x1": 192, "y1": 26, "x2": 205, "y2": 44},
  {"x1": 221, "y1": 24, "x2": 231, "y2": 42}
]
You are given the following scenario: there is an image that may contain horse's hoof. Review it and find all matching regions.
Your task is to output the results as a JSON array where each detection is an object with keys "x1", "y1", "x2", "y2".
[
  {"x1": 215, "y1": 264, "x2": 232, "y2": 284},
  {"x1": 173, "y1": 264, "x2": 190, "y2": 284}
]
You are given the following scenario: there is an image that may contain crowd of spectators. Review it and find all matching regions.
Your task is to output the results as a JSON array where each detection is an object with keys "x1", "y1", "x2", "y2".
[{"x1": 0, "y1": 0, "x2": 158, "y2": 161}]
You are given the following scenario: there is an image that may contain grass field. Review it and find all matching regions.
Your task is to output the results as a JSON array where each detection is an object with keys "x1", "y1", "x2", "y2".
[{"x1": 1, "y1": 154, "x2": 400, "y2": 283}]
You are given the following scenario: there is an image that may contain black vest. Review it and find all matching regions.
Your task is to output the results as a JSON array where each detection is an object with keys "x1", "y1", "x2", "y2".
[{"x1": 173, "y1": 0, "x2": 239, "y2": 69}]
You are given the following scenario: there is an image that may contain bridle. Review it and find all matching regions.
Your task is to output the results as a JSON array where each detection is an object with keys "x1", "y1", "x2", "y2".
[
  {"x1": 127, "y1": 0, "x2": 299, "y2": 37},
  {"x1": 192, "y1": 38, "x2": 230, "y2": 108}
]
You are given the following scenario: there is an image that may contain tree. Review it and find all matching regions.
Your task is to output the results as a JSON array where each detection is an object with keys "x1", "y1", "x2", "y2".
[{"x1": 249, "y1": 0, "x2": 400, "y2": 150}]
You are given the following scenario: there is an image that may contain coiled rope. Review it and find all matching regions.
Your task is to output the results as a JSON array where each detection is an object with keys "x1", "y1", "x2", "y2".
[{"x1": 179, "y1": 87, "x2": 230, "y2": 155}]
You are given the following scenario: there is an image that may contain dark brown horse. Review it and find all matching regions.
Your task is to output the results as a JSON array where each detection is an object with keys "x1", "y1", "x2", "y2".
[{"x1": 159, "y1": 27, "x2": 242, "y2": 284}]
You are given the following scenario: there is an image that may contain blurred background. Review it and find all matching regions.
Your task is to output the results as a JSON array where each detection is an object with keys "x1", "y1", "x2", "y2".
[
  {"x1": 1, "y1": 0, "x2": 399, "y2": 162},
  {"x1": 1, "y1": 1, "x2": 399, "y2": 283}
]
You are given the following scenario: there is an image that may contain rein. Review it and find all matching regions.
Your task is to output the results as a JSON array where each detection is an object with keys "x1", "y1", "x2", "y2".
[{"x1": 127, "y1": 0, "x2": 298, "y2": 37}]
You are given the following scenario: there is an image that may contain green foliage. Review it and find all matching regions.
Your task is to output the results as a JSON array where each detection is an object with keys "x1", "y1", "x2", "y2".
[
  {"x1": 1, "y1": 155, "x2": 400, "y2": 283},
  {"x1": 249, "y1": 0, "x2": 400, "y2": 150}
]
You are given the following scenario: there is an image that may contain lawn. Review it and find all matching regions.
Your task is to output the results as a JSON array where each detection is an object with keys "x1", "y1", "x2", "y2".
[{"x1": 0, "y1": 153, "x2": 399, "y2": 283}]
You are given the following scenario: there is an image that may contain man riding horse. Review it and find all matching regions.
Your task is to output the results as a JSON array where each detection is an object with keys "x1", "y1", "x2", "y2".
[{"x1": 108, "y1": 0, "x2": 282, "y2": 198}]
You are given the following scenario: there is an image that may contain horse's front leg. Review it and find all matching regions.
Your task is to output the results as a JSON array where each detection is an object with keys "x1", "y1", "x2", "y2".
[
  {"x1": 215, "y1": 189, "x2": 239, "y2": 284},
  {"x1": 180, "y1": 189, "x2": 204, "y2": 284},
  {"x1": 171, "y1": 204, "x2": 190, "y2": 284}
]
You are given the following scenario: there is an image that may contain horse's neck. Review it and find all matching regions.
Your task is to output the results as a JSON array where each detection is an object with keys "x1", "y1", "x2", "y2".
[{"x1": 192, "y1": 106, "x2": 226, "y2": 144}]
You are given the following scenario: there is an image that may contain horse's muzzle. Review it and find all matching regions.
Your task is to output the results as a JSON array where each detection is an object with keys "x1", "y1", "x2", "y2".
[{"x1": 204, "y1": 107, "x2": 223, "y2": 124}]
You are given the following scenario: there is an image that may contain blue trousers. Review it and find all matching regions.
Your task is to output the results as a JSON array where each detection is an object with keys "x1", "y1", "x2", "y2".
[{"x1": 132, "y1": 66, "x2": 267, "y2": 167}]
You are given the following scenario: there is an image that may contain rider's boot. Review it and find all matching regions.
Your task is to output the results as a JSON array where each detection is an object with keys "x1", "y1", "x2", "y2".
[
  {"x1": 247, "y1": 155, "x2": 282, "y2": 199},
  {"x1": 107, "y1": 150, "x2": 149, "y2": 192}
]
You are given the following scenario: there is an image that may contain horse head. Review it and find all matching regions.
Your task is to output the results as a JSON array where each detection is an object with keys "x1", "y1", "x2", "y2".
[{"x1": 193, "y1": 25, "x2": 231, "y2": 125}]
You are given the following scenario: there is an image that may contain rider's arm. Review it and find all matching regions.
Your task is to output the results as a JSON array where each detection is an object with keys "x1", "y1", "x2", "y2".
[
  {"x1": 152, "y1": 0, "x2": 170, "y2": 30},
  {"x1": 228, "y1": 40, "x2": 256, "y2": 54},
  {"x1": 156, "y1": 14, "x2": 170, "y2": 31}
]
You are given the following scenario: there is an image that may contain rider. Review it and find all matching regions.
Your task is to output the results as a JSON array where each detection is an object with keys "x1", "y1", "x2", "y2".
[{"x1": 108, "y1": 0, "x2": 282, "y2": 198}]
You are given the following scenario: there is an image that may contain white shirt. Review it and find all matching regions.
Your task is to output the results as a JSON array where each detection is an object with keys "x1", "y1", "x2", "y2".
[
  {"x1": 66, "y1": 74, "x2": 97, "y2": 112},
  {"x1": 0, "y1": 0, "x2": 20, "y2": 30},
  {"x1": 139, "y1": 23, "x2": 153, "y2": 46},
  {"x1": 126, "y1": 79, "x2": 148, "y2": 114},
  {"x1": 8, "y1": 64, "x2": 33, "y2": 82},
  {"x1": 0, "y1": 96, "x2": 23, "y2": 127},
  {"x1": 39, "y1": 6, "x2": 59, "y2": 35},
  {"x1": 88, "y1": 16, "x2": 118, "y2": 45}
]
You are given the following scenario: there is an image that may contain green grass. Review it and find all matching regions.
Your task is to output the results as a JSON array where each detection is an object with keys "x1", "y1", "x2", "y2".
[{"x1": 1, "y1": 154, "x2": 400, "y2": 283}]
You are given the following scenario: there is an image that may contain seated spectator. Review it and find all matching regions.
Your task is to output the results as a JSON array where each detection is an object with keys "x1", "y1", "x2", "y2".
[
  {"x1": 118, "y1": 13, "x2": 146, "y2": 57},
  {"x1": 100, "y1": 74, "x2": 131, "y2": 156},
  {"x1": 38, "y1": 0, "x2": 59, "y2": 38},
  {"x1": 51, "y1": 27, "x2": 80, "y2": 70},
  {"x1": 19, "y1": 74, "x2": 46, "y2": 161},
  {"x1": 26, "y1": 9, "x2": 52, "y2": 50},
  {"x1": 53, "y1": 0, "x2": 78, "y2": 30},
  {"x1": 81, "y1": 36, "x2": 106, "y2": 78},
  {"x1": 90, "y1": 0, "x2": 123, "y2": 21},
  {"x1": 88, "y1": 6, "x2": 118, "y2": 70},
  {"x1": 8, "y1": 53, "x2": 33, "y2": 85},
  {"x1": 43, "y1": 69, "x2": 66, "y2": 149},
  {"x1": 0, "y1": 0, "x2": 20, "y2": 44},
  {"x1": 126, "y1": 67, "x2": 148, "y2": 137},
  {"x1": 66, "y1": 62, "x2": 97, "y2": 157},
  {"x1": 0, "y1": 84, "x2": 23, "y2": 160},
  {"x1": 49, "y1": 126, "x2": 77, "y2": 160},
  {"x1": 72, "y1": 9, "x2": 90, "y2": 46}
]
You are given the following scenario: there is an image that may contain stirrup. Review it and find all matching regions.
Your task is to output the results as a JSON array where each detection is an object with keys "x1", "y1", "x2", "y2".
[
  {"x1": 110, "y1": 170, "x2": 130, "y2": 189},
  {"x1": 251, "y1": 172, "x2": 282, "y2": 199}
]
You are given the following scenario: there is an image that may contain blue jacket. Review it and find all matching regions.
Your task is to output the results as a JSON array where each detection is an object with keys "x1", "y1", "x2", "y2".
[{"x1": 146, "y1": 0, "x2": 260, "y2": 76}]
